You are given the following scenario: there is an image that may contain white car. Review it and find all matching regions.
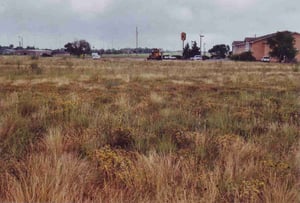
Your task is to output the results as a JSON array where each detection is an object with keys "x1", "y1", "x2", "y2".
[
  {"x1": 190, "y1": 55, "x2": 202, "y2": 60},
  {"x1": 261, "y1": 56, "x2": 270, "y2": 62},
  {"x1": 92, "y1": 52, "x2": 101, "y2": 59}
]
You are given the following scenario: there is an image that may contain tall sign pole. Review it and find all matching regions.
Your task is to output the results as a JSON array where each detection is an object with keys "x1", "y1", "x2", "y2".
[
  {"x1": 199, "y1": 34, "x2": 204, "y2": 55},
  {"x1": 181, "y1": 32, "x2": 186, "y2": 56}
]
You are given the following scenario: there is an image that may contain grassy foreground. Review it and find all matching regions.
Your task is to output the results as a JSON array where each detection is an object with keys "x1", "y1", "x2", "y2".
[{"x1": 0, "y1": 56, "x2": 299, "y2": 202}]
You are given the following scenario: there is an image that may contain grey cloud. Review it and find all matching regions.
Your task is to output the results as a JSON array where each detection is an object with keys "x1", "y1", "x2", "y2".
[{"x1": 0, "y1": 0, "x2": 299, "y2": 50}]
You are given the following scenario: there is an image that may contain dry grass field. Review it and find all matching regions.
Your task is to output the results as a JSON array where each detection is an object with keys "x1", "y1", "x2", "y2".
[{"x1": 0, "y1": 56, "x2": 299, "y2": 202}]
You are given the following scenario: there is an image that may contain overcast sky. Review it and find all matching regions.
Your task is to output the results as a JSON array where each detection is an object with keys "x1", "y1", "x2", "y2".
[{"x1": 0, "y1": 0, "x2": 299, "y2": 50}]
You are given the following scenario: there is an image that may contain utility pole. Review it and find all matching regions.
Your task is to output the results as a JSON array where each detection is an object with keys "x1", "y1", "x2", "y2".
[
  {"x1": 136, "y1": 26, "x2": 138, "y2": 55},
  {"x1": 199, "y1": 34, "x2": 204, "y2": 55},
  {"x1": 18, "y1": 36, "x2": 21, "y2": 47},
  {"x1": 18, "y1": 36, "x2": 23, "y2": 48}
]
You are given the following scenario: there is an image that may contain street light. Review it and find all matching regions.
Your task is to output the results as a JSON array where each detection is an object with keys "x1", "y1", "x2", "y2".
[{"x1": 199, "y1": 34, "x2": 204, "y2": 55}]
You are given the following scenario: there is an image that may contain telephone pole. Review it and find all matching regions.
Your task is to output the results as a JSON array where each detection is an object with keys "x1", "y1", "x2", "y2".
[
  {"x1": 18, "y1": 36, "x2": 24, "y2": 48},
  {"x1": 136, "y1": 26, "x2": 138, "y2": 55}
]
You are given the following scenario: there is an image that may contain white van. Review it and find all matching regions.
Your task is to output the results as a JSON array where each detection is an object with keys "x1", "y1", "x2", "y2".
[{"x1": 92, "y1": 52, "x2": 101, "y2": 59}]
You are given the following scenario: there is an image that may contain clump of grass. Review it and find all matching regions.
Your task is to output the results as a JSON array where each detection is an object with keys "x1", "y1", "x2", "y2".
[
  {"x1": 30, "y1": 62, "x2": 42, "y2": 74},
  {"x1": 16, "y1": 60, "x2": 21, "y2": 70},
  {"x1": 66, "y1": 60, "x2": 74, "y2": 69},
  {"x1": 292, "y1": 63, "x2": 300, "y2": 72},
  {"x1": 4, "y1": 153, "x2": 96, "y2": 202},
  {"x1": 104, "y1": 79, "x2": 122, "y2": 89},
  {"x1": 0, "y1": 115, "x2": 40, "y2": 160},
  {"x1": 18, "y1": 98, "x2": 39, "y2": 117},
  {"x1": 30, "y1": 55, "x2": 39, "y2": 60}
]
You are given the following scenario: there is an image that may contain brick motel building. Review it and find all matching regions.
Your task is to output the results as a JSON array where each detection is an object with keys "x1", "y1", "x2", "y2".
[{"x1": 232, "y1": 31, "x2": 300, "y2": 61}]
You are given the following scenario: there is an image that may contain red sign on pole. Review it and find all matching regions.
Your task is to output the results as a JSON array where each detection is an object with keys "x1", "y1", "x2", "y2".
[{"x1": 181, "y1": 32, "x2": 186, "y2": 41}]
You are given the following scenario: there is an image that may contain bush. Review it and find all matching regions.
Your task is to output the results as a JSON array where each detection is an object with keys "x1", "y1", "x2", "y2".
[
  {"x1": 89, "y1": 146, "x2": 135, "y2": 185},
  {"x1": 107, "y1": 128, "x2": 135, "y2": 150},
  {"x1": 231, "y1": 51, "x2": 256, "y2": 61}
]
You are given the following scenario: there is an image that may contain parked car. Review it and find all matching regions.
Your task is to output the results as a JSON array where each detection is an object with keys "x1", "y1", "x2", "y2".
[
  {"x1": 163, "y1": 55, "x2": 177, "y2": 60},
  {"x1": 169, "y1": 55, "x2": 177, "y2": 60},
  {"x1": 261, "y1": 56, "x2": 270, "y2": 62},
  {"x1": 92, "y1": 52, "x2": 101, "y2": 59},
  {"x1": 162, "y1": 55, "x2": 170, "y2": 60},
  {"x1": 190, "y1": 55, "x2": 202, "y2": 60}
]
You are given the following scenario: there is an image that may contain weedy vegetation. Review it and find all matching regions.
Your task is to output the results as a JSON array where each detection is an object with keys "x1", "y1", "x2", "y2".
[{"x1": 0, "y1": 56, "x2": 299, "y2": 202}]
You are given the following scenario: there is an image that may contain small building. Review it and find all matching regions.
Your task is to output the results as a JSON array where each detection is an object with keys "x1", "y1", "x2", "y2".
[
  {"x1": 232, "y1": 31, "x2": 300, "y2": 61},
  {"x1": 15, "y1": 49, "x2": 52, "y2": 56},
  {"x1": 0, "y1": 48, "x2": 15, "y2": 55},
  {"x1": 52, "y1": 49, "x2": 70, "y2": 57}
]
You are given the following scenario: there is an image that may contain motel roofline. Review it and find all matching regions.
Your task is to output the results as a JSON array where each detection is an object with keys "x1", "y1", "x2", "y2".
[{"x1": 232, "y1": 31, "x2": 300, "y2": 46}]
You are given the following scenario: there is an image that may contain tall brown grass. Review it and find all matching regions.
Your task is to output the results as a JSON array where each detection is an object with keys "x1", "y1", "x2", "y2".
[{"x1": 0, "y1": 56, "x2": 299, "y2": 202}]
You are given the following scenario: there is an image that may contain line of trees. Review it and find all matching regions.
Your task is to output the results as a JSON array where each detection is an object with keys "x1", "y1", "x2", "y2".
[
  {"x1": 182, "y1": 41, "x2": 200, "y2": 59},
  {"x1": 64, "y1": 31, "x2": 298, "y2": 62},
  {"x1": 98, "y1": 48, "x2": 154, "y2": 55},
  {"x1": 64, "y1": 40, "x2": 157, "y2": 56}
]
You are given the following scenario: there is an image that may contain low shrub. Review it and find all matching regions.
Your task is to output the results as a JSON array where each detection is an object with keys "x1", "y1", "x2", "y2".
[
  {"x1": 107, "y1": 128, "x2": 135, "y2": 150},
  {"x1": 231, "y1": 51, "x2": 256, "y2": 61},
  {"x1": 89, "y1": 146, "x2": 135, "y2": 186}
]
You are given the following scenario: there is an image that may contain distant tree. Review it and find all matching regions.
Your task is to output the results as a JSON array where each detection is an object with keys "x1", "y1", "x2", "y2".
[
  {"x1": 15, "y1": 46, "x2": 24, "y2": 50},
  {"x1": 64, "y1": 40, "x2": 91, "y2": 56},
  {"x1": 26, "y1": 46, "x2": 35, "y2": 50},
  {"x1": 208, "y1": 44, "x2": 230, "y2": 59},
  {"x1": 190, "y1": 41, "x2": 200, "y2": 57},
  {"x1": 182, "y1": 41, "x2": 200, "y2": 59},
  {"x1": 267, "y1": 32, "x2": 298, "y2": 62},
  {"x1": 182, "y1": 43, "x2": 191, "y2": 59}
]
